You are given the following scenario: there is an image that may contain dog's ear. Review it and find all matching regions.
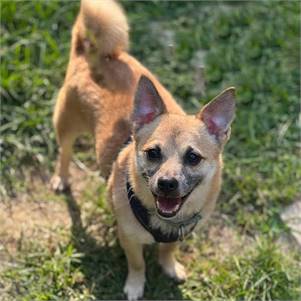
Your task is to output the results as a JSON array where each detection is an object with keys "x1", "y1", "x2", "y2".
[
  {"x1": 197, "y1": 87, "x2": 235, "y2": 143},
  {"x1": 132, "y1": 75, "x2": 166, "y2": 132}
]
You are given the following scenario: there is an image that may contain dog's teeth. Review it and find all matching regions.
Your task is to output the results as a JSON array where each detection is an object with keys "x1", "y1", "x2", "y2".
[{"x1": 156, "y1": 200, "x2": 181, "y2": 215}]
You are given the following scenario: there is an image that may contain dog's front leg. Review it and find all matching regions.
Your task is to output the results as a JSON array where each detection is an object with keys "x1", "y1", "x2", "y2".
[
  {"x1": 118, "y1": 228, "x2": 145, "y2": 301},
  {"x1": 158, "y1": 242, "x2": 187, "y2": 283}
]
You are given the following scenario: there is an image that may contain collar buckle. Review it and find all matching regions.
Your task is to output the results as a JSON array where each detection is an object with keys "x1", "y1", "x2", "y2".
[{"x1": 178, "y1": 225, "x2": 185, "y2": 241}]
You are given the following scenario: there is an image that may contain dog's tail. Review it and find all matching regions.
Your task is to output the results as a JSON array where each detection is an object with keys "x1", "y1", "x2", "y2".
[{"x1": 74, "y1": 0, "x2": 129, "y2": 58}]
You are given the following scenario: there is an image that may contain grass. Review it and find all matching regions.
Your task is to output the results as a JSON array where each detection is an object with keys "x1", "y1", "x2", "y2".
[
  {"x1": 0, "y1": 1, "x2": 300, "y2": 300},
  {"x1": 2, "y1": 236, "x2": 300, "y2": 300}
]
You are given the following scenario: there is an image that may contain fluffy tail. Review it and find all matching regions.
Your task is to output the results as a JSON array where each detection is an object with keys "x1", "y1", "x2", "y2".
[{"x1": 74, "y1": 0, "x2": 129, "y2": 58}]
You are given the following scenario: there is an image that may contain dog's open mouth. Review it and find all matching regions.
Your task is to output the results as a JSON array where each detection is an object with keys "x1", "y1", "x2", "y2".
[{"x1": 154, "y1": 192, "x2": 191, "y2": 218}]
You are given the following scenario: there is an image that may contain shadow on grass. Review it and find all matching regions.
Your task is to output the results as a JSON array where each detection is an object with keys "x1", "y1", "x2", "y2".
[{"x1": 63, "y1": 190, "x2": 186, "y2": 300}]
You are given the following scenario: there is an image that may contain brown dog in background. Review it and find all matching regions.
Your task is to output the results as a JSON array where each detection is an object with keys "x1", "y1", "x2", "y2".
[
  {"x1": 50, "y1": 0, "x2": 183, "y2": 191},
  {"x1": 51, "y1": 1, "x2": 235, "y2": 300}
]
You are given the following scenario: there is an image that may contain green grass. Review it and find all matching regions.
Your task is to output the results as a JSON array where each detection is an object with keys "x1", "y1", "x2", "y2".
[
  {"x1": 2, "y1": 237, "x2": 300, "y2": 300},
  {"x1": 1, "y1": 1, "x2": 300, "y2": 300}
]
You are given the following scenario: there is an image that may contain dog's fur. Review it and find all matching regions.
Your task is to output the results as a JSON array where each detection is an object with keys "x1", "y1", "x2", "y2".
[{"x1": 51, "y1": 1, "x2": 235, "y2": 300}]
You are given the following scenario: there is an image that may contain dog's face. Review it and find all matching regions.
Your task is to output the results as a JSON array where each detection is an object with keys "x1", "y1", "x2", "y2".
[{"x1": 132, "y1": 76, "x2": 235, "y2": 219}]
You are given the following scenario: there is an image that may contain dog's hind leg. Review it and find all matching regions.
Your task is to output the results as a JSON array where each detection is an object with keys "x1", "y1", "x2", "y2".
[
  {"x1": 50, "y1": 132, "x2": 76, "y2": 192},
  {"x1": 158, "y1": 242, "x2": 187, "y2": 283},
  {"x1": 50, "y1": 87, "x2": 88, "y2": 192}
]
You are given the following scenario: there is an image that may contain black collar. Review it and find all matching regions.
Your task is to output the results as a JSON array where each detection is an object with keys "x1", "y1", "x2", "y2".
[{"x1": 127, "y1": 181, "x2": 202, "y2": 243}]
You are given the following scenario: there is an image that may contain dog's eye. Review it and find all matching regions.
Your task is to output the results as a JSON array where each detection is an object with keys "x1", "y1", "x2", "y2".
[
  {"x1": 184, "y1": 149, "x2": 203, "y2": 166},
  {"x1": 146, "y1": 147, "x2": 161, "y2": 162}
]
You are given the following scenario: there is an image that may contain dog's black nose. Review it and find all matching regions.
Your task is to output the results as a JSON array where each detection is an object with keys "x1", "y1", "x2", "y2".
[{"x1": 157, "y1": 177, "x2": 179, "y2": 193}]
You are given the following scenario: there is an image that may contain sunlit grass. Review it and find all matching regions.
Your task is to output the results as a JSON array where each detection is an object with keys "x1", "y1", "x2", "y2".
[{"x1": 0, "y1": 1, "x2": 300, "y2": 300}]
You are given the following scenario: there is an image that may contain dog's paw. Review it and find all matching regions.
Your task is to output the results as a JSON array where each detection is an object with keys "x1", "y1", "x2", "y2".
[
  {"x1": 50, "y1": 175, "x2": 70, "y2": 193},
  {"x1": 160, "y1": 259, "x2": 187, "y2": 284},
  {"x1": 123, "y1": 275, "x2": 145, "y2": 301}
]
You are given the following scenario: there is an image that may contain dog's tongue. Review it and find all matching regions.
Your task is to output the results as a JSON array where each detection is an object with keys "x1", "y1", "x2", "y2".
[{"x1": 156, "y1": 196, "x2": 181, "y2": 215}]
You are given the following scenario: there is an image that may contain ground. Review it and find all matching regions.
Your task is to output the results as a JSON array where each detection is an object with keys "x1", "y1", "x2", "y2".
[
  {"x1": 1, "y1": 162, "x2": 299, "y2": 300},
  {"x1": 1, "y1": 1, "x2": 300, "y2": 300}
]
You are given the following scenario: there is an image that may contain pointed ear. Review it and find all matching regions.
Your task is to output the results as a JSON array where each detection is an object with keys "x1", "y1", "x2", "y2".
[
  {"x1": 132, "y1": 75, "x2": 166, "y2": 132},
  {"x1": 197, "y1": 87, "x2": 236, "y2": 143}
]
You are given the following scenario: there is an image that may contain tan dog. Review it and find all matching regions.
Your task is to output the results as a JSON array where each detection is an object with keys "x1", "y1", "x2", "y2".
[
  {"x1": 107, "y1": 76, "x2": 235, "y2": 300},
  {"x1": 51, "y1": 1, "x2": 235, "y2": 300}
]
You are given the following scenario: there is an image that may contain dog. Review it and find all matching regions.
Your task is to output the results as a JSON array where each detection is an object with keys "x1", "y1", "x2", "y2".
[{"x1": 51, "y1": 1, "x2": 236, "y2": 300}]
